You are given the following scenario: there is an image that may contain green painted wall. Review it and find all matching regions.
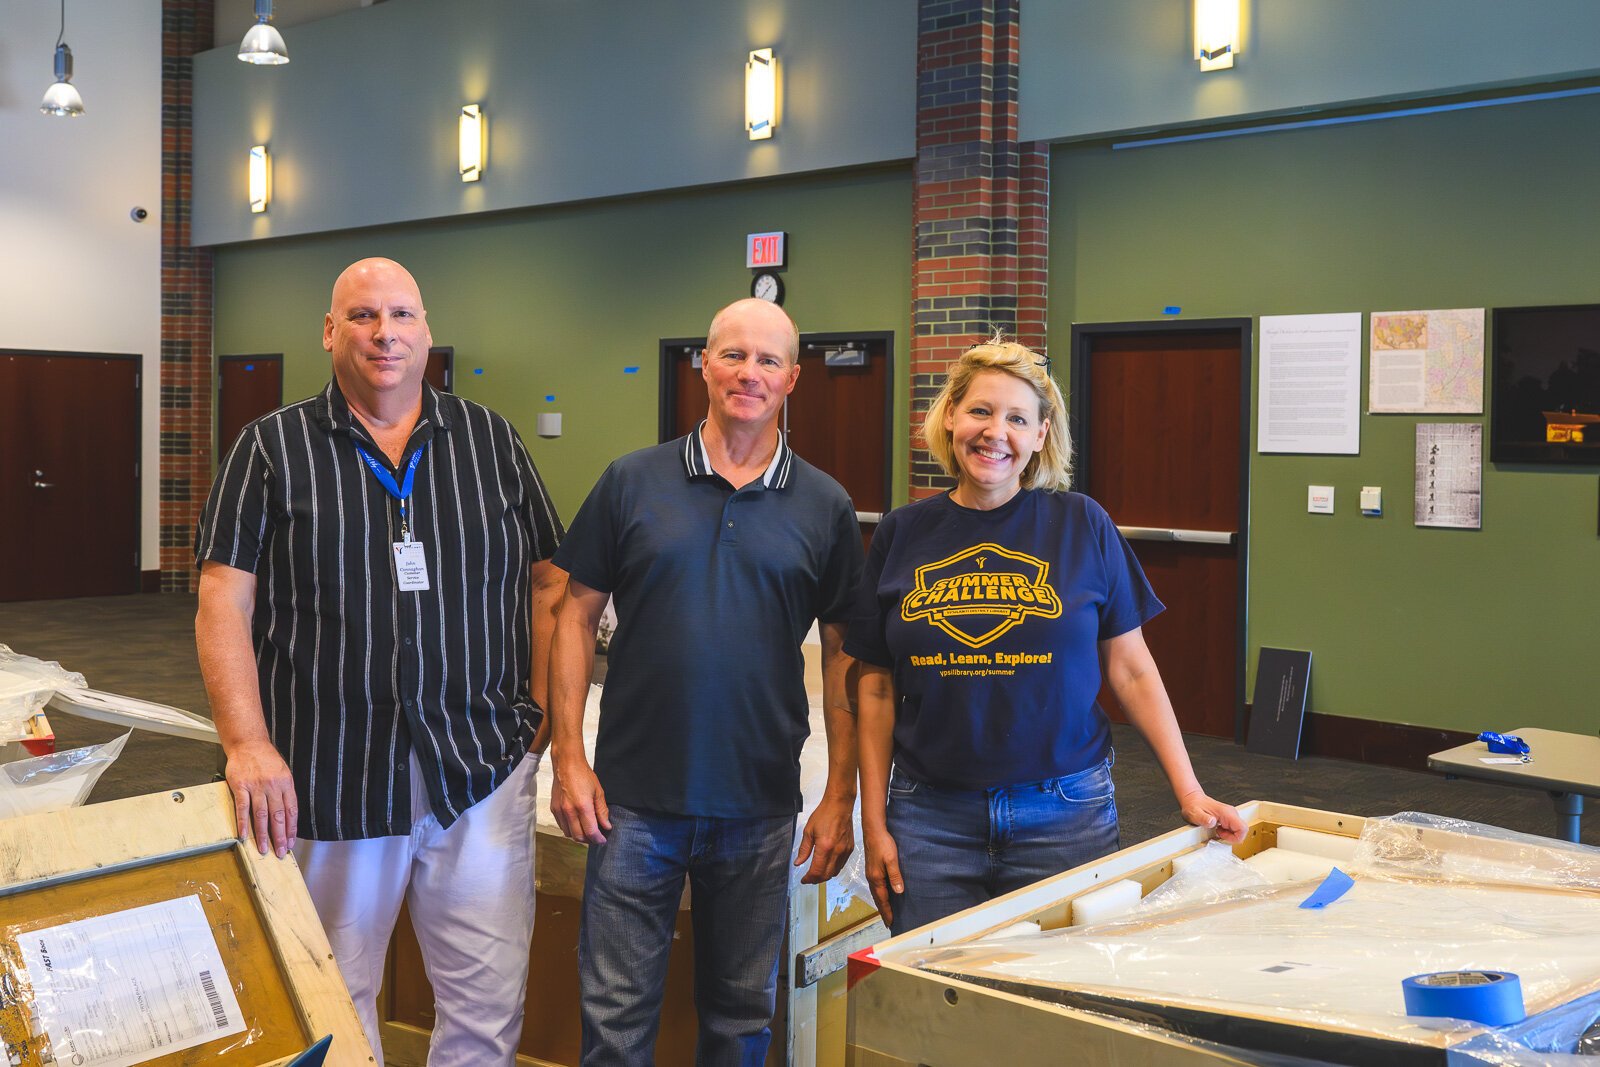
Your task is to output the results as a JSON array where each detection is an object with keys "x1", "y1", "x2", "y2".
[
  {"x1": 213, "y1": 165, "x2": 913, "y2": 519},
  {"x1": 1050, "y1": 93, "x2": 1600, "y2": 734}
]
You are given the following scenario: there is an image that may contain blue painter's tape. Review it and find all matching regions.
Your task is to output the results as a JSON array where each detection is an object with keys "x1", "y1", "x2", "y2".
[
  {"x1": 1403, "y1": 971, "x2": 1524, "y2": 1027},
  {"x1": 623, "y1": 366, "x2": 639, "y2": 374},
  {"x1": 545, "y1": 395, "x2": 555, "y2": 402},
  {"x1": 244, "y1": 364, "x2": 255, "y2": 371},
  {"x1": 1298, "y1": 867, "x2": 1354, "y2": 909},
  {"x1": 1163, "y1": 306, "x2": 1182, "y2": 316},
  {"x1": 473, "y1": 368, "x2": 484, "y2": 375}
]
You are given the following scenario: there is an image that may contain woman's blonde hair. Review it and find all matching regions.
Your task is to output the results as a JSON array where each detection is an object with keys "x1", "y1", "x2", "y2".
[{"x1": 922, "y1": 336, "x2": 1073, "y2": 492}]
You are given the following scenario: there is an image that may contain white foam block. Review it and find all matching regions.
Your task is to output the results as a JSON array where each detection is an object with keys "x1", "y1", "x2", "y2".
[
  {"x1": 1170, "y1": 848, "x2": 1207, "y2": 874},
  {"x1": 1244, "y1": 848, "x2": 1339, "y2": 884},
  {"x1": 1276, "y1": 826, "x2": 1360, "y2": 862},
  {"x1": 1070, "y1": 879, "x2": 1143, "y2": 926},
  {"x1": 986, "y1": 920, "x2": 1042, "y2": 941}
]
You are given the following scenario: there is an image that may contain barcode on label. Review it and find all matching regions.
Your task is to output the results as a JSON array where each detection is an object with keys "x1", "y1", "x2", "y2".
[{"x1": 199, "y1": 969, "x2": 228, "y2": 1029}]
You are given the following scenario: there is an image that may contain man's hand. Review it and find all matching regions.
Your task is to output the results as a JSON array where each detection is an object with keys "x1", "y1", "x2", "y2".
[
  {"x1": 863, "y1": 825, "x2": 904, "y2": 927},
  {"x1": 1179, "y1": 790, "x2": 1247, "y2": 844},
  {"x1": 795, "y1": 792, "x2": 854, "y2": 885},
  {"x1": 226, "y1": 739, "x2": 298, "y2": 858},
  {"x1": 551, "y1": 757, "x2": 611, "y2": 845}
]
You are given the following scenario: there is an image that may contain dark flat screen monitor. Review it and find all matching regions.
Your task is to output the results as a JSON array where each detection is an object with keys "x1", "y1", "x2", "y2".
[{"x1": 1490, "y1": 304, "x2": 1600, "y2": 465}]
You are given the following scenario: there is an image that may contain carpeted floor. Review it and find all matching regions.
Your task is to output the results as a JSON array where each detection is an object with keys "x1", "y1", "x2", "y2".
[{"x1": 1, "y1": 592, "x2": 1593, "y2": 849}]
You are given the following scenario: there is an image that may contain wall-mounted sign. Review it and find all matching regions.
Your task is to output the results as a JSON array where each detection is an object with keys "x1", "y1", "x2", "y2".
[{"x1": 746, "y1": 231, "x2": 787, "y2": 269}]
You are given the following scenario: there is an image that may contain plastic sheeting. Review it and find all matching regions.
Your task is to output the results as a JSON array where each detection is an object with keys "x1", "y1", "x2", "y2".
[
  {"x1": 0, "y1": 644, "x2": 86, "y2": 739},
  {"x1": 892, "y1": 813, "x2": 1600, "y2": 1063},
  {"x1": 0, "y1": 733, "x2": 129, "y2": 820}
]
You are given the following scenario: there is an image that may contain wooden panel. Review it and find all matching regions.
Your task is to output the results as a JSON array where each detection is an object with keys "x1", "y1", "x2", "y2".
[
  {"x1": 0, "y1": 850, "x2": 307, "y2": 1065},
  {"x1": 426, "y1": 347, "x2": 453, "y2": 393},
  {"x1": 0, "y1": 352, "x2": 140, "y2": 602},
  {"x1": 1081, "y1": 329, "x2": 1244, "y2": 739},
  {"x1": 1084, "y1": 333, "x2": 1241, "y2": 531},
  {"x1": 786, "y1": 339, "x2": 890, "y2": 514},
  {"x1": 217, "y1": 355, "x2": 282, "y2": 454},
  {"x1": 0, "y1": 782, "x2": 371, "y2": 1066}
]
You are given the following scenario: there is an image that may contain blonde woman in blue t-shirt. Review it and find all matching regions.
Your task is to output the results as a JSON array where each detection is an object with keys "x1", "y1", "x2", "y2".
[{"x1": 845, "y1": 336, "x2": 1244, "y2": 934}]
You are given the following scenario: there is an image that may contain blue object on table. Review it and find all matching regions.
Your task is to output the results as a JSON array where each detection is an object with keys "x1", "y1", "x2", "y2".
[
  {"x1": 1402, "y1": 971, "x2": 1525, "y2": 1026},
  {"x1": 1477, "y1": 731, "x2": 1530, "y2": 755}
]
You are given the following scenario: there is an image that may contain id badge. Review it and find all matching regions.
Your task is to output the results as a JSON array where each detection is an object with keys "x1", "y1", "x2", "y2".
[{"x1": 392, "y1": 541, "x2": 430, "y2": 591}]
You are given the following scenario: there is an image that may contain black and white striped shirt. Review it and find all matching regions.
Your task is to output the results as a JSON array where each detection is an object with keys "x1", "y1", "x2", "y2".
[{"x1": 196, "y1": 381, "x2": 563, "y2": 840}]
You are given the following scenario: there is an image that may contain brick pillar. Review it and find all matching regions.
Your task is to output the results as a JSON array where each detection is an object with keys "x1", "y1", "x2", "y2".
[
  {"x1": 159, "y1": 1, "x2": 214, "y2": 591},
  {"x1": 910, "y1": 0, "x2": 1049, "y2": 500}
]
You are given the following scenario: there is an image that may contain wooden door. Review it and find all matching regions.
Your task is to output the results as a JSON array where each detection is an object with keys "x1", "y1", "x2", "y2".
[
  {"x1": 217, "y1": 355, "x2": 282, "y2": 453},
  {"x1": 660, "y1": 332, "x2": 893, "y2": 543},
  {"x1": 0, "y1": 351, "x2": 141, "y2": 602},
  {"x1": 426, "y1": 346, "x2": 453, "y2": 393},
  {"x1": 1070, "y1": 323, "x2": 1250, "y2": 739}
]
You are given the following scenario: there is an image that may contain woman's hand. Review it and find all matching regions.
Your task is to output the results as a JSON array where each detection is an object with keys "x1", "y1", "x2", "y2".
[
  {"x1": 864, "y1": 824, "x2": 905, "y2": 927},
  {"x1": 1179, "y1": 790, "x2": 1247, "y2": 844}
]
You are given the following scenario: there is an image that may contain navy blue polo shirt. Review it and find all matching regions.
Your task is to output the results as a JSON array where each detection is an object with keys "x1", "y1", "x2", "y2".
[
  {"x1": 845, "y1": 489, "x2": 1163, "y2": 790},
  {"x1": 554, "y1": 425, "x2": 862, "y2": 817}
]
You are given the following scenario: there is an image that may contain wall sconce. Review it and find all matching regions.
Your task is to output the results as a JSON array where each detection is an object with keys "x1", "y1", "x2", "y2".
[
  {"x1": 1194, "y1": 0, "x2": 1240, "y2": 71},
  {"x1": 238, "y1": 0, "x2": 289, "y2": 64},
  {"x1": 248, "y1": 145, "x2": 270, "y2": 213},
  {"x1": 745, "y1": 47, "x2": 778, "y2": 140},
  {"x1": 459, "y1": 104, "x2": 486, "y2": 182}
]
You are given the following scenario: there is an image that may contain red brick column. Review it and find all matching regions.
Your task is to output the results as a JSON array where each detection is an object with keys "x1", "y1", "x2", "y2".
[
  {"x1": 910, "y1": 0, "x2": 1049, "y2": 500},
  {"x1": 159, "y1": 1, "x2": 214, "y2": 591}
]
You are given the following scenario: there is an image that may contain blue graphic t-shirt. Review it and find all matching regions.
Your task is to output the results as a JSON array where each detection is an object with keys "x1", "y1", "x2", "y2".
[{"x1": 845, "y1": 489, "x2": 1163, "y2": 789}]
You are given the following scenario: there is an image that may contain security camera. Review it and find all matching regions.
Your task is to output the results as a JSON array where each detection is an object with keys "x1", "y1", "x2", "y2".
[{"x1": 130, "y1": 207, "x2": 149, "y2": 222}]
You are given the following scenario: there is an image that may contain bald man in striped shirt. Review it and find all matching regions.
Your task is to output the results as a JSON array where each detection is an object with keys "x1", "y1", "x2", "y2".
[{"x1": 195, "y1": 258, "x2": 565, "y2": 1065}]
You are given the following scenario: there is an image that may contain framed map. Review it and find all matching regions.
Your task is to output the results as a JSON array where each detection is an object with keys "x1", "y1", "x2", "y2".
[{"x1": 1368, "y1": 308, "x2": 1484, "y2": 414}]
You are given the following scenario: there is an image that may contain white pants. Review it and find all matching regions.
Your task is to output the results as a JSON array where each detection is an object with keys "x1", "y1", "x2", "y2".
[{"x1": 295, "y1": 750, "x2": 539, "y2": 1066}]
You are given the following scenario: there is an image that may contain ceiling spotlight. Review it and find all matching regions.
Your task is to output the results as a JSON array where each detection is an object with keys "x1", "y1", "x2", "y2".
[
  {"x1": 239, "y1": 0, "x2": 290, "y2": 65},
  {"x1": 39, "y1": 1, "x2": 84, "y2": 117}
]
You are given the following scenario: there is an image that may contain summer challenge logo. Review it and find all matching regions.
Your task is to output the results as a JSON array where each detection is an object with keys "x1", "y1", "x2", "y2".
[{"x1": 899, "y1": 543, "x2": 1062, "y2": 653}]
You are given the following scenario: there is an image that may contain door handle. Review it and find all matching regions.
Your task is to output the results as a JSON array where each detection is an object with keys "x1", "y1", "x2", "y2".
[
  {"x1": 33, "y1": 481, "x2": 56, "y2": 489},
  {"x1": 1117, "y1": 525, "x2": 1235, "y2": 545}
]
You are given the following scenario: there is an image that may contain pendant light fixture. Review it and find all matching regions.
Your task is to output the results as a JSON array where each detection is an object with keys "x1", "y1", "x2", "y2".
[
  {"x1": 238, "y1": 0, "x2": 290, "y2": 65},
  {"x1": 39, "y1": 0, "x2": 85, "y2": 117}
]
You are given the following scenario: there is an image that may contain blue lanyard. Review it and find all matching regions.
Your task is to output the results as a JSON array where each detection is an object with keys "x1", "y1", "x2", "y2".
[{"x1": 355, "y1": 443, "x2": 426, "y2": 542}]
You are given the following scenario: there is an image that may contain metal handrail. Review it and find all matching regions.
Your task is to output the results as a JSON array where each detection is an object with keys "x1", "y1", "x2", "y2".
[{"x1": 1117, "y1": 526, "x2": 1235, "y2": 545}]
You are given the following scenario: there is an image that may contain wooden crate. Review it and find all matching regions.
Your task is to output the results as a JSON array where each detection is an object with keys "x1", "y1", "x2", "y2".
[
  {"x1": 850, "y1": 800, "x2": 1600, "y2": 1064},
  {"x1": 850, "y1": 801, "x2": 1425, "y2": 1066},
  {"x1": 0, "y1": 782, "x2": 371, "y2": 1066}
]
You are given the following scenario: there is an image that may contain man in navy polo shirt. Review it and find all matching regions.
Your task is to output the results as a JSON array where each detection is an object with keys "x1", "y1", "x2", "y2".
[{"x1": 548, "y1": 298, "x2": 862, "y2": 1066}]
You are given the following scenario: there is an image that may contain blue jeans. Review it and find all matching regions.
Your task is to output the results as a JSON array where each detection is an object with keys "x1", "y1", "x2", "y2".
[
  {"x1": 885, "y1": 754, "x2": 1120, "y2": 935},
  {"x1": 578, "y1": 805, "x2": 794, "y2": 1067}
]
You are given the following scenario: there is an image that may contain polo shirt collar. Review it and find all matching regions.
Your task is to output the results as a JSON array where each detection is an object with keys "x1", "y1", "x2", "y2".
[
  {"x1": 682, "y1": 419, "x2": 792, "y2": 489},
  {"x1": 314, "y1": 379, "x2": 452, "y2": 449}
]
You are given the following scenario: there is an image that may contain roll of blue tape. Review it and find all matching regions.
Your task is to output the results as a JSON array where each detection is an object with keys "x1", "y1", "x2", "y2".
[{"x1": 1402, "y1": 971, "x2": 1525, "y2": 1026}]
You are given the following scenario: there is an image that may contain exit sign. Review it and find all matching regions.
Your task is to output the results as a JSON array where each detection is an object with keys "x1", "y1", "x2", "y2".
[{"x1": 746, "y1": 231, "x2": 787, "y2": 269}]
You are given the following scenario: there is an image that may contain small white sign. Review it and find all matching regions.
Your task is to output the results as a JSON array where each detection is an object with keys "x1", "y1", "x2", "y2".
[{"x1": 1308, "y1": 486, "x2": 1335, "y2": 514}]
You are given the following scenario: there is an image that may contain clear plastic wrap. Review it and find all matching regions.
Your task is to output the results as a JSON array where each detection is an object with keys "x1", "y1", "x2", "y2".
[
  {"x1": 0, "y1": 645, "x2": 86, "y2": 739},
  {"x1": 1352, "y1": 810, "x2": 1600, "y2": 893},
  {"x1": 890, "y1": 812, "x2": 1600, "y2": 1063},
  {"x1": 1133, "y1": 839, "x2": 1269, "y2": 916},
  {"x1": 0, "y1": 733, "x2": 128, "y2": 819}
]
